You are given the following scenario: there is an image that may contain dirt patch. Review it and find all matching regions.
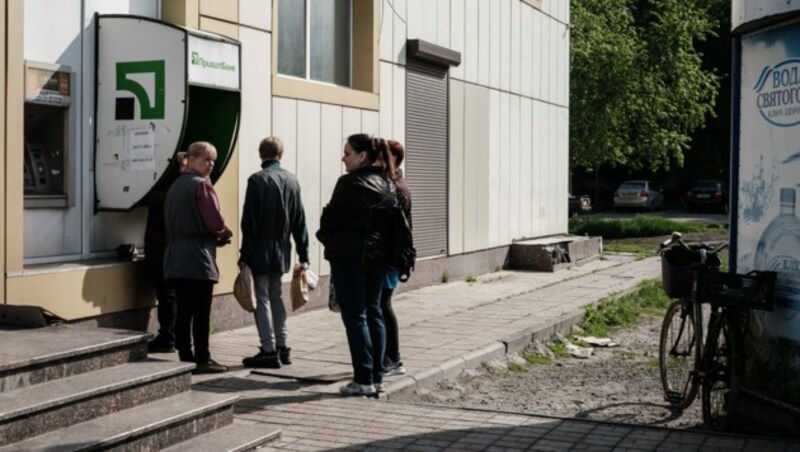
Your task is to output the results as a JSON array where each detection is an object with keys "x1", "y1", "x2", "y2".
[{"x1": 397, "y1": 312, "x2": 704, "y2": 430}]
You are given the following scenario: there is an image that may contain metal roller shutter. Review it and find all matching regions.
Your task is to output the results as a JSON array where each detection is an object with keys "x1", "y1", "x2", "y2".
[{"x1": 406, "y1": 58, "x2": 448, "y2": 258}]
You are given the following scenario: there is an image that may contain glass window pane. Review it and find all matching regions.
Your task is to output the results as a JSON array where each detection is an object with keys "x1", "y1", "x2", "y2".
[
  {"x1": 310, "y1": 0, "x2": 351, "y2": 86},
  {"x1": 278, "y1": 0, "x2": 306, "y2": 78}
]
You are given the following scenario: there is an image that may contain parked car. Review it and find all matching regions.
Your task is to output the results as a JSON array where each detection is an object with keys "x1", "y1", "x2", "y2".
[
  {"x1": 569, "y1": 193, "x2": 592, "y2": 217},
  {"x1": 613, "y1": 180, "x2": 664, "y2": 211},
  {"x1": 685, "y1": 179, "x2": 728, "y2": 213}
]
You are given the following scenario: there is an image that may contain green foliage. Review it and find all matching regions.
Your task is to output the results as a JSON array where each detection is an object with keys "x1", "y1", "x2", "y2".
[
  {"x1": 582, "y1": 279, "x2": 671, "y2": 337},
  {"x1": 549, "y1": 342, "x2": 571, "y2": 359},
  {"x1": 568, "y1": 215, "x2": 707, "y2": 239},
  {"x1": 508, "y1": 362, "x2": 528, "y2": 373},
  {"x1": 441, "y1": 270, "x2": 450, "y2": 283},
  {"x1": 570, "y1": 0, "x2": 720, "y2": 172},
  {"x1": 465, "y1": 275, "x2": 477, "y2": 283},
  {"x1": 523, "y1": 350, "x2": 554, "y2": 365}
]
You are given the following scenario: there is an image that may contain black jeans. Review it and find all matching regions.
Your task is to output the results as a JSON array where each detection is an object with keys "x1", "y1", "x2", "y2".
[
  {"x1": 148, "y1": 259, "x2": 177, "y2": 343},
  {"x1": 172, "y1": 278, "x2": 214, "y2": 364},
  {"x1": 380, "y1": 288, "x2": 401, "y2": 363}
]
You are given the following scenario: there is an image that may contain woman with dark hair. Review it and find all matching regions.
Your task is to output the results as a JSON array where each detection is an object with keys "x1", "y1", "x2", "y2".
[
  {"x1": 382, "y1": 140, "x2": 412, "y2": 376},
  {"x1": 317, "y1": 133, "x2": 396, "y2": 396}
]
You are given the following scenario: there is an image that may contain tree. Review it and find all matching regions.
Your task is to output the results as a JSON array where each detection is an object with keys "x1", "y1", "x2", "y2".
[{"x1": 570, "y1": 0, "x2": 720, "y2": 174}]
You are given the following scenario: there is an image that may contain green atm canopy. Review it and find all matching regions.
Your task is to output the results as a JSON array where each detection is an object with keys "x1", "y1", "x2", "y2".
[{"x1": 94, "y1": 15, "x2": 241, "y2": 211}]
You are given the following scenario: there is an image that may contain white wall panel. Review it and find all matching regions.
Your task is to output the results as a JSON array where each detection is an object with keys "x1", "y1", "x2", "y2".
[
  {"x1": 500, "y1": 0, "x2": 511, "y2": 92},
  {"x1": 532, "y1": 100, "x2": 542, "y2": 236},
  {"x1": 488, "y1": 90, "x2": 500, "y2": 246},
  {"x1": 379, "y1": 62, "x2": 394, "y2": 137},
  {"x1": 521, "y1": 7, "x2": 532, "y2": 98},
  {"x1": 362, "y1": 110, "x2": 380, "y2": 137},
  {"x1": 489, "y1": 0, "x2": 501, "y2": 89},
  {"x1": 296, "y1": 101, "x2": 322, "y2": 278},
  {"x1": 564, "y1": 24, "x2": 570, "y2": 106},
  {"x1": 532, "y1": 10, "x2": 542, "y2": 100},
  {"x1": 509, "y1": 95, "x2": 521, "y2": 240},
  {"x1": 407, "y1": 0, "x2": 424, "y2": 41},
  {"x1": 273, "y1": 98, "x2": 298, "y2": 175},
  {"x1": 464, "y1": 83, "x2": 490, "y2": 251},
  {"x1": 478, "y1": 0, "x2": 490, "y2": 86},
  {"x1": 392, "y1": 65, "x2": 406, "y2": 144},
  {"x1": 450, "y1": 0, "x2": 465, "y2": 80},
  {"x1": 238, "y1": 28, "x2": 272, "y2": 213},
  {"x1": 392, "y1": 0, "x2": 407, "y2": 64},
  {"x1": 464, "y1": 0, "x2": 479, "y2": 84},
  {"x1": 342, "y1": 108, "x2": 362, "y2": 142},
  {"x1": 498, "y1": 92, "x2": 510, "y2": 243},
  {"x1": 239, "y1": 0, "x2": 271, "y2": 31},
  {"x1": 449, "y1": 80, "x2": 465, "y2": 254},
  {"x1": 319, "y1": 105, "x2": 344, "y2": 276},
  {"x1": 550, "y1": 19, "x2": 558, "y2": 105},
  {"x1": 380, "y1": 0, "x2": 394, "y2": 61},
  {"x1": 542, "y1": 17, "x2": 551, "y2": 103},
  {"x1": 437, "y1": 0, "x2": 450, "y2": 48},
  {"x1": 519, "y1": 97, "x2": 533, "y2": 237},
  {"x1": 510, "y1": 0, "x2": 521, "y2": 94}
]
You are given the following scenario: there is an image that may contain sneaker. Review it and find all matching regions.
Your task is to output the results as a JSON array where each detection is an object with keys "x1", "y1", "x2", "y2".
[
  {"x1": 277, "y1": 346, "x2": 292, "y2": 365},
  {"x1": 339, "y1": 381, "x2": 376, "y2": 396},
  {"x1": 147, "y1": 336, "x2": 176, "y2": 354},
  {"x1": 374, "y1": 382, "x2": 386, "y2": 393},
  {"x1": 384, "y1": 360, "x2": 406, "y2": 376},
  {"x1": 242, "y1": 349, "x2": 281, "y2": 369},
  {"x1": 193, "y1": 359, "x2": 228, "y2": 374}
]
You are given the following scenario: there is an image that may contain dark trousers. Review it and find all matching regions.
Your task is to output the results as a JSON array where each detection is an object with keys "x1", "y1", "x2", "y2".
[
  {"x1": 331, "y1": 263, "x2": 386, "y2": 385},
  {"x1": 380, "y1": 288, "x2": 401, "y2": 363},
  {"x1": 148, "y1": 259, "x2": 177, "y2": 343},
  {"x1": 172, "y1": 278, "x2": 214, "y2": 364}
]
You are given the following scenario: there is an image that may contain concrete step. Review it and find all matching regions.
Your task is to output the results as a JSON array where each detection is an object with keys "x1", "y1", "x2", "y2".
[
  {"x1": 0, "y1": 391, "x2": 238, "y2": 452},
  {"x1": 0, "y1": 359, "x2": 194, "y2": 446},
  {"x1": 508, "y1": 236, "x2": 602, "y2": 271},
  {"x1": 0, "y1": 324, "x2": 150, "y2": 393},
  {"x1": 162, "y1": 420, "x2": 282, "y2": 452}
]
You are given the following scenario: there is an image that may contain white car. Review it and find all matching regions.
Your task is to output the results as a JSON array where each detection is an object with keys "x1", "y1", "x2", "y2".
[{"x1": 613, "y1": 180, "x2": 664, "y2": 211}]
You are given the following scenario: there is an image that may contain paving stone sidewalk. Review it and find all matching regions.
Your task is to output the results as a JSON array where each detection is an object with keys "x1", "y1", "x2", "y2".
[{"x1": 183, "y1": 256, "x2": 800, "y2": 451}]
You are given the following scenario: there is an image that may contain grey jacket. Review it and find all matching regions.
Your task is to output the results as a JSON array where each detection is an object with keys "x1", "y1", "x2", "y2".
[
  {"x1": 163, "y1": 173, "x2": 219, "y2": 282},
  {"x1": 240, "y1": 160, "x2": 309, "y2": 275}
]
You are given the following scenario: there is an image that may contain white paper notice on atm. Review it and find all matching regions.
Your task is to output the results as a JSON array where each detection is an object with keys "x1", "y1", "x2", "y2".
[{"x1": 128, "y1": 128, "x2": 156, "y2": 171}]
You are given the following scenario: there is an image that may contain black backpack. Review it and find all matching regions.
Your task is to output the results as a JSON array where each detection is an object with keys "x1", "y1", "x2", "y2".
[{"x1": 388, "y1": 204, "x2": 416, "y2": 282}]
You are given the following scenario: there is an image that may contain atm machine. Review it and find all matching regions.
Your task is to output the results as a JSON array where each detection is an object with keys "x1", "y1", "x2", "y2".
[{"x1": 24, "y1": 61, "x2": 72, "y2": 208}]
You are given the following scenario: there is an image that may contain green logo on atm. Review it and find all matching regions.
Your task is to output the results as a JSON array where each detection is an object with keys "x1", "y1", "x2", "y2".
[{"x1": 115, "y1": 60, "x2": 165, "y2": 120}]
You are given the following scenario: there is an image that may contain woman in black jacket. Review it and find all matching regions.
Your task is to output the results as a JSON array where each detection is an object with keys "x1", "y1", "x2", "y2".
[{"x1": 317, "y1": 134, "x2": 396, "y2": 396}]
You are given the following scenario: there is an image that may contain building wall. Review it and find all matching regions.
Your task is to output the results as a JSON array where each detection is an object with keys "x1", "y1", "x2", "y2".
[{"x1": 6, "y1": 0, "x2": 570, "y2": 321}]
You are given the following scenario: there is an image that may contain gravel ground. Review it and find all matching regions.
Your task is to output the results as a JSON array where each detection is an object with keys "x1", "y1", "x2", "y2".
[
  {"x1": 396, "y1": 232, "x2": 735, "y2": 431},
  {"x1": 398, "y1": 314, "x2": 705, "y2": 430}
]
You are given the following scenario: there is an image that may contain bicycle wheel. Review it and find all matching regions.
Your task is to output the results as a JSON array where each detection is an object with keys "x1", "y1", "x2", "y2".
[
  {"x1": 702, "y1": 314, "x2": 739, "y2": 431},
  {"x1": 659, "y1": 299, "x2": 699, "y2": 409}
]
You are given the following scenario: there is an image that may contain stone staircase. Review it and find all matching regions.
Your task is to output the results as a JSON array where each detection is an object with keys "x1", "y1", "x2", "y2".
[{"x1": 0, "y1": 324, "x2": 280, "y2": 451}]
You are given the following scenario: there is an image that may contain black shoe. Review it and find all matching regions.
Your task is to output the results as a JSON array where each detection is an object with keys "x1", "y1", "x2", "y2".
[
  {"x1": 242, "y1": 349, "x2": 281, "y2": 368},
  {"x1": 193, "y1": 359, "x2": 228, "y2": 374},
  {"x1": 277, "y1": 346, "x2": 292, "y2": 365},
  {"x1": 178, "y1": 350, "x2": 195, "y2": 363},
  {"x1": 147, "y1": 336, "x2": 176, "y2": 354}
]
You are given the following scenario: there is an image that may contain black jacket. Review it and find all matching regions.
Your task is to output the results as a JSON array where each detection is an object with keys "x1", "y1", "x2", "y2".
[
  {"x1": 240, "y1": 160, "x2": 309, "y2": 275},
  {"x1": 317, "y1": 166, "x2": 397, "y2": 269}
]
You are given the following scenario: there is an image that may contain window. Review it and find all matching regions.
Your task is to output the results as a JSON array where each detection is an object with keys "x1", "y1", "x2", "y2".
[{"x1": 278, "y1": 0, "x2": 351, "y2": 87}]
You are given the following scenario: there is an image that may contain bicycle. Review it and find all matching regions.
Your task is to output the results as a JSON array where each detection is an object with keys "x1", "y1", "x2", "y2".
[{"x1": 658, "y1": 232, "x2": 776, "y2": 431}]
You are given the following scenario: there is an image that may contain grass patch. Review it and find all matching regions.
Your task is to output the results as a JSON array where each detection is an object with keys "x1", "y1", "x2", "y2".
[
  {"x1": 569, "y1": 215, "x2": 709, "y2": 239},
  {"x1": 523, "y1": 351, "x2": 554, "y2": 365},
  {"x1": 465, "y1": 275, "x2": 477, "y2": 283},
  {"x1": 603, "y1": 242, "x2": 658, "y2": 259},
  {"x1": 581, "y1": 279, "x2": 671, "y2": 337},
  {"x1": 508, "y1": 362, "x2": 528, "y2": 373},
  {"x1": 549, "y1": 342, "x2": 571, "y2": 359}
]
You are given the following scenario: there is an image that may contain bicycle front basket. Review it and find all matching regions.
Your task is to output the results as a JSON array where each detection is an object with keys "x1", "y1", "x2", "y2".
[{"x1": 702, "y1": 270, "x2": 777, "y2": 311}]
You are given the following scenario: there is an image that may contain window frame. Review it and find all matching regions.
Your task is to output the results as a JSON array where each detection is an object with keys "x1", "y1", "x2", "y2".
[{"x1": 272, "y1": 0, "x2": 378, "y2": 111}]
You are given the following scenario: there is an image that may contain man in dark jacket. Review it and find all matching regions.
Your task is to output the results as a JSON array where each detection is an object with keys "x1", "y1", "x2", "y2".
[{"x1": 240, "y1": 136, "x2": 310, "y2": 368}]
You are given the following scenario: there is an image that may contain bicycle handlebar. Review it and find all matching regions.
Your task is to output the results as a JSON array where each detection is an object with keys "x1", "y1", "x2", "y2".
[{"x1": 659, "y1": 231, "x2": 727, "y2": 255}]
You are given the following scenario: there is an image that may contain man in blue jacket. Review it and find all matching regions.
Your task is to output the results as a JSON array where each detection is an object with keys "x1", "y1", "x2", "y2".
[{"x1": 240, "y1": 136, "x2": 309, "y2": 368}]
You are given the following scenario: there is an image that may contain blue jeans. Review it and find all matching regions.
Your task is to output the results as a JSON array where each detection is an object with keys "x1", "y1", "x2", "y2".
[
  {"x1": 331, "y1": 263, "x2": 386, "y2": 385},
  {"x1": 253, "y1": 273, "x2": 287, "y2": 353}
]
